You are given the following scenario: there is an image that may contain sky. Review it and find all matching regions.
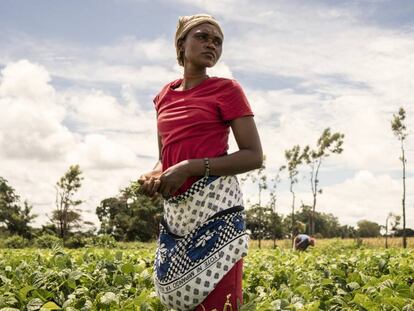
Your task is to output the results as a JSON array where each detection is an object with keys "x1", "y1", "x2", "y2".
[{"x1": 0, "y1": 0, "x2": 413, "y2": 231}]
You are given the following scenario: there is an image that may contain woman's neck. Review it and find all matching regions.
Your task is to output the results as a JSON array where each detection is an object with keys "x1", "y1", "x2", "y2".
[{"x1": 178, "y1": 66, "x2": 208, "y2": 91}]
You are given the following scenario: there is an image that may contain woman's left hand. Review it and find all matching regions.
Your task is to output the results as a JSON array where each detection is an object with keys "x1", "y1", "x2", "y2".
[{"x1": 158, "y1": 161, "x2": 191, "y2": 199}]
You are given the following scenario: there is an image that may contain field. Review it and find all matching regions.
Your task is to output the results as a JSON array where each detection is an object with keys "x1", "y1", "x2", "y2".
[{"x1": 0, "y1": 239, "x2": 413, "y2": 310}]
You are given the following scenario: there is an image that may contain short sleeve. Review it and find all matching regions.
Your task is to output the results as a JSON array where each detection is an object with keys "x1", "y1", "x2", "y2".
[
  {"x1": 217, "y1": 79, "x2": 254, "y2": 121},
  {"x1": 153, "y1": 82, "x2": 173, "y2": 114},
  {"x1": 153, "y1": 94, "x2": 159, "y2": 106}
]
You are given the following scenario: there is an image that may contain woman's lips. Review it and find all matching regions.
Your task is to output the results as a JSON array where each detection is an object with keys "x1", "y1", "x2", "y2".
[{"x1": 202, "y1": 52, "x2": 215, "y2": 59}]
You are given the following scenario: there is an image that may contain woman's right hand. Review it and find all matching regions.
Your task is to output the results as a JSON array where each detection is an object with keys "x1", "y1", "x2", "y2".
[{"x1": 138, "y1": 170, "x2": 162, "y2": 197}]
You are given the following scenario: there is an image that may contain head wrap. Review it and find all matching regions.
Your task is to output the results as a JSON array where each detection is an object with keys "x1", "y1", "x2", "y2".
[{"x1": 175, "y1": 14, "x2": 224, "y2": 66}]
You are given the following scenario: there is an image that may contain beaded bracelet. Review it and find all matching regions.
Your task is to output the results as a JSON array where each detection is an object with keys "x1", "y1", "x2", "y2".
[{"x1": 203, "y1": 158, "x2": 210, "y2": 178}]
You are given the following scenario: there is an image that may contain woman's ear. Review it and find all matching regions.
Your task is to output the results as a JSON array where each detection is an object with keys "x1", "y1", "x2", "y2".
[
  {"x1": 177, "y1": 38, "x2": 185, "y2": 51},
  {"x1": 177, "y1": 38, "x2": 186, "y2": 65}
]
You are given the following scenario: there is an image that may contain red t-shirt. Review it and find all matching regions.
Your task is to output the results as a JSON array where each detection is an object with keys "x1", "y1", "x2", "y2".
[{"x1": 154, "y1": 77, "x2": 254, "y2": 195}]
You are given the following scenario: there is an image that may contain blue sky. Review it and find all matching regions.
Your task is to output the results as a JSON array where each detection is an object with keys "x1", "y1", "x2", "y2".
[{"x1": 0, "y1": 0, "x2": 413, "y2": 230}]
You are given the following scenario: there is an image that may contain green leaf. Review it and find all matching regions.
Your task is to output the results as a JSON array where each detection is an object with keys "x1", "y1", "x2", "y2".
[
  {"x1": 18, "y1": 285, "x2": 36, "y2": 299},
  {"x1": 121, "y1": 263, "x2": 134, "y2": 274},
  {"x1": 31, "y1": 289, "x2": 54, "y2": 301},
  {"x1": 115, "y1": 251, "x2": 123, "y2": 261},
  {"x1": 352, "y1": 293, "x2": 377, "y2": 309},
  {"x1": 40, "y1": 302, "x2": 61, "y2": 310},
  {"x1": 100, "y1": 292, "x2": 117, "y2": 305},
  {"x1": 113, "y1": 274, "x2": 127, "y2": 286},
  {"x1": 303, "y1": 301, "x2": 320, "y2": 311},
  {"x1": 321, "y1": 278, "x2": 334, "y2": 286},
  {"x1": 66, "y1": 278, "x2": 76, "y2": 289},
  {"x1": 27, "y1": 298, "x2": 44, "y2": 311},
  {"x1": 347, "y1": 281, "x2": 360, "y2": 291}
]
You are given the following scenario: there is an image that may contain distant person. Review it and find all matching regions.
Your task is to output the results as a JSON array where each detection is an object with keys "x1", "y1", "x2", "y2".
[{"x1": 293, "y1": 234, "x2": 315, "y2": 251}]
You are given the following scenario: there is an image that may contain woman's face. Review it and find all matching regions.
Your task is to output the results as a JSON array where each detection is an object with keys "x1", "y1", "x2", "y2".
[{"x1": 179, "y1": 23, "x2": 223, "y2": 68}]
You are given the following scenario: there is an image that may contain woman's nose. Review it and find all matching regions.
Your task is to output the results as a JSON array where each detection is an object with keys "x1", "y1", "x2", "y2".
[{"x1": 206, "y1": 39, "x2": 216, "y2": 50}]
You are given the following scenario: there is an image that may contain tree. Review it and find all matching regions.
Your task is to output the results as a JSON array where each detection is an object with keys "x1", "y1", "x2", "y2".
[
  {"x1": 357, "y1": 220, "x2": 381, "y2": 238},
  {"x1": 282, "y1": 216, "x2": 305, "y2": 240},
  {"x1": 96, "y1": 181, "x2": 163, "y2": 241},
  {"x1": 242, "y1": 156, "x2": 267, "y2": 248},
  {"x1": 245, "y1": 205, "x2": 264, "y2": 240},
  {"x1": 266, "y1": 209, "x2": 284, "y2": 246},
  {"x1": 394, "y1": 228, "x2": 414, "y2": 237},
  {"x1": 298, "y1": 203, "x2": 313, "y2": 234},
  {"x1": 303, "y1": 128, "x2": 344, "y2": 235},
  {"x1": 285, "y1": 145, "x2": 306, "y2": 245},
  {"x1": 339, "y1": 225, "x2": 356, "y2": 239},
  {"x1": 391, "y1": 107, "x2": 409, "y2": 248},
  {"x1": 0, "y1": 177, "x2": 37, "y2": 238},
  {"x1": 245, "y1": 205, "x2": 284, "y2": 242},
  {"x1": 268, "y1": 165, "x2": 285, "y2": 247},
  {"x1": 50, "y1": 165, "x2": 84, "y2": 240},
  {"x1": 296, "y1": 204, "x2": 342, "y2": 238}
]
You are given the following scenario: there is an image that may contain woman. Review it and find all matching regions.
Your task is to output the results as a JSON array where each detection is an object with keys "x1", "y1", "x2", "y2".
[
  {"x1": 139, "y1": 14, "x2": 262, "y2": 311},
  {"x1": 293, "y1": 234, "x2": 316, "y2": 251}
]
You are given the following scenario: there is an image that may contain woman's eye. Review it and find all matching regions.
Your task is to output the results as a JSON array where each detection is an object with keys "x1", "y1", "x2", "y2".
[{"x1": 197, "y1": 34, "x2": 207, "y2": 40}]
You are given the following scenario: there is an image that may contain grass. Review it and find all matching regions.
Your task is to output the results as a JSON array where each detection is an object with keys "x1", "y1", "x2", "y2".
[
  {"x1": 0, "y1": 236, "x2": 412, "y2": 250},
  {"x1": 248, "y1": 237, "x2": 414, "y2": 249}
]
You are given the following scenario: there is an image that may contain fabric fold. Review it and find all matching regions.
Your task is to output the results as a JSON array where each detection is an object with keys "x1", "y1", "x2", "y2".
[{"x1": 154, "y1": 175, "x2": 248, "y2": 311}]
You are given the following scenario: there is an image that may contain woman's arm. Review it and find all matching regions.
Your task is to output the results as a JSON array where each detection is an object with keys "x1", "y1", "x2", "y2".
[
  {"x1": 158, "y1": 116, "x2": 263, "y2": 198},
  {"x1": 186, "y1": 116, "x2": 262, "y2": 175}
]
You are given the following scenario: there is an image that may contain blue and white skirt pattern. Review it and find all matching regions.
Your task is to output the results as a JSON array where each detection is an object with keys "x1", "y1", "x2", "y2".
[{"x1": 154, "y1": 176, "x2": 248, "y2": 311}]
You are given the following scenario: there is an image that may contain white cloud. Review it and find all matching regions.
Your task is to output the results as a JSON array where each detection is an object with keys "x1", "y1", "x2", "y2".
[
  {"x1": 0, "y1": 34, "x2": 182, "y2": 90},
  {"x1": 245, "y1": 87, "x2": 414, "y2": 173},
  {"x1": 0, "y1": 59, "x2": 54, "y2": 99},
  {"x1": 0, "y1": 60, "x2": 75, "y2": 160},
  {"x1": 0, "y1": 60, "x2": 158, "y2": 228},
  {"x1": 318, "y1": 171, "x2": 414, "y2": 227},
  {"x1": 67, "y1": 134, "x2": 138, "y2": 170},
  {"x1": 98, "y1": 36, "x2": 174, "y2": 63}
]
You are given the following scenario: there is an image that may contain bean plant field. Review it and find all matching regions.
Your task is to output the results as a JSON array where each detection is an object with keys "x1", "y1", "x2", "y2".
[{"x1": 0, "y1": 240, "x2": 413, "y2": 310}]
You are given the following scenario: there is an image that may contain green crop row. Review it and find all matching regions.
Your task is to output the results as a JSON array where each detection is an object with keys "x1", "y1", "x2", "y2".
[{"x1": 0, "y1": 243, "x2": 413, "y2": 310}]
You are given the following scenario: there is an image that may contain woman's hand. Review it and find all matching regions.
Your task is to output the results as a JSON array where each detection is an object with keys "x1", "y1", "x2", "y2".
[
  {"x1": 158, "y1": 161, "x2": 192, "y2": 199},
  {"x1": 138, "y1": 170, "x2": 162, "y2": 197}
]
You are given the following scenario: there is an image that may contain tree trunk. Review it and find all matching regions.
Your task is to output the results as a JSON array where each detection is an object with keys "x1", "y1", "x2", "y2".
[
  {"x1": 311, "y1": 158, "x2": 322, "y2": 236},
  {"x1": 258, "y1": 187, "x2": 262, "y2": 249},
  {"x1": 311, "y1": 195, "x2": 316, "y2": 235},
  {"x1": 385, "y1": 216, "x2": 389, "y2": 249},
  {"x1": 401, "y1": 141, "x2": 407, "y2": 248},
  {"x1": 290, "y1": 182, "x2": 296, "y2": 247},
  {"x1": 309, "y1": 164, "x2": 315, "y2": 236}
]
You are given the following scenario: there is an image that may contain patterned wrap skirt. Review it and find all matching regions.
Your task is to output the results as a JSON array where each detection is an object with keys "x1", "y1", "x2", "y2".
[{"x1": 154, "y1": 175, "x2": 249, "y2": 311}]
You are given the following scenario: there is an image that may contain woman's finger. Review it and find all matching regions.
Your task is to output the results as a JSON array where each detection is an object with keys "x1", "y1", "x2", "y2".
[
  {"x1": 140, "y1": 181, "x2": 150, "y2": 195},
  {"x1": 147, "y1": 177, "x2": 157, "y2": 196},
  {"x1": 158, "y1": 177, "x2": 166, "y2": 194},
  {"x1": 151, "y1": 179, "x2": 161, "y2": 195},
  {"x1": 140, "y1": 176, "x2": 154, "y2": 196}
]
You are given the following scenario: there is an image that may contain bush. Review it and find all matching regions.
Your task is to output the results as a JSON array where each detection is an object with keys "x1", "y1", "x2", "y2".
[
  {"x1": 314, "y1": 233, "x2": 324, "y2": 239},
  {"x1": 65, "y1": 235, "x2": 88, "y2": 248},
  {"x1": 86, "y1": 234, "x2": 117, "y2": 248},
  {"x1": 35, "y1": 234, "x2": 62, "y2": 248},
  {"x1": 4, "y1": 235, "x2": 29, "y2": 248}
]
